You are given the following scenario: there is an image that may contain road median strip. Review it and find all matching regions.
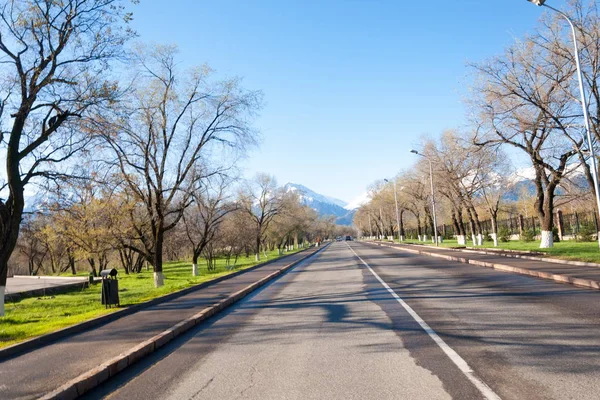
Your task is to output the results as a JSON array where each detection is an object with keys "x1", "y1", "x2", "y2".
[
  {"x1": 39, "y1": 244, "x2": 328, "y2": 400},
  {"x1": 374, "y1": 242, "x2": 600, "y2": 291}
]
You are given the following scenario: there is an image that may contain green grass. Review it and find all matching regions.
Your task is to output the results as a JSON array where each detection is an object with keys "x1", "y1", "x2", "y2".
[
  {"x1": 0, "y1": 248, "x2": 302, "y2": 348},
  {"x1": 396, "y1": 238, "x2": 600, "y2": 263}
]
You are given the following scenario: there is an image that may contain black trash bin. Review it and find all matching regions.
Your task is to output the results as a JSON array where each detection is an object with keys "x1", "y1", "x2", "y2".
[{"x1": 100, "y1": 268, "x2": 119, "y2": 308}]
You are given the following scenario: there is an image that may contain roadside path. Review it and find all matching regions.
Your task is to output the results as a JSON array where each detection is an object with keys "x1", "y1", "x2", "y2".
[
  {"x1": 0, "y1": 249, "x2": 318, "y2": 400},
  {"x1": 6, "y1": 276, "x2": 88, "y2": 296}
]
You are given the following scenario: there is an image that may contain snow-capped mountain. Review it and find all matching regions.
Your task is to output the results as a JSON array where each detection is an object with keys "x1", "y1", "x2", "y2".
[
  {"x1": 344, "y1": 192, "x2": 371, "y2": 210},
  {"x1": 284, "y1": 183, "x2": 355, "y2": 225},
  {"x1": 285, "y1": 183, "x2": 347, "y2": 207},
  {"x1": 502, "y1": 164, "x2": 591, "y2": 201}
]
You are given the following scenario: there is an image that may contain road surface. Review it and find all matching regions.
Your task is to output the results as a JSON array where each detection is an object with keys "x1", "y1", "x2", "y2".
[{"x1": 84, "y1": 242, "x2": 600, "y2": 400}]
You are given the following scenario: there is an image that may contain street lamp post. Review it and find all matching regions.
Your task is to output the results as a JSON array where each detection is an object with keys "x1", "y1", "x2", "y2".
[
  {"x1": 410, "y1": 150, "x2": 439, "y2": 246},
  {"x1": 527, "y1": 0, "x2": 600, "y2": 248},
  {"x1": 385, "y1": 178, "x2": 403, "y2": 242}
]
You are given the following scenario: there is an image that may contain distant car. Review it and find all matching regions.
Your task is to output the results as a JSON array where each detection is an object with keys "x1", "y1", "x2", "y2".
[
  {"x1": 336, "y1": 236, "x2": 343, "y2": 242},
  {"x1": 345, "y1": 236, "x2": 352, "y2": 241}
]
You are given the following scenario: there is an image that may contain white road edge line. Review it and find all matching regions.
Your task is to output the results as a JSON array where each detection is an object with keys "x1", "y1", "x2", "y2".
[{"x1": 347, "y1": 243, "x2": 502, "y2": 400}]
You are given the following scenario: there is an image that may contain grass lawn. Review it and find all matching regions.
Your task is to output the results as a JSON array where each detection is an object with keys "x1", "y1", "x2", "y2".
[
  {"x1": 396, "y1": 238, "x2": 600, "y2": 263},
  {"x1": 0, "y1": 248, "x2": 302, "y2": 349}
]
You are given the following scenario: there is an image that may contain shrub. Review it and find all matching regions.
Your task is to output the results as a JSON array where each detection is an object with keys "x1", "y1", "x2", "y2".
[
  {"x1": 576, "y1": 224, "x2": 596, "y2": 242},
  {"x1": 521, "y1": 229, "x2": 535, "y2": 243},
  {"x1": 552, "y1": 226, "x2": 560, "y2": 243},
  {"x1": 497, "y1": 226, "x2": 511, "y2": 242}
]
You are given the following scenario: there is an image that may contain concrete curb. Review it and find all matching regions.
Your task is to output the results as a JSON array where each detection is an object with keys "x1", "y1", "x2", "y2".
[
  {"x1": 0, "y1": 248, "x2": 313, "y2": 361},
  {"x1": 373, "y1": 242, "x2": 600, "y2": 291},
  {"x1": 38, "y1": 244, "x2": 329, "y2": 400},
  {"x1": 375, "y1": 241, "x2": 600, "y2": 268}
]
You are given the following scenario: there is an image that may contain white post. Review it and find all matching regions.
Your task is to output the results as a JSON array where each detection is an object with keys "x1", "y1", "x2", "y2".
[
  {"x1": 491, "y1": 233, "x2": 499, "y2": 247},
  {"x1": 192, "y1": 264, "x2": 199, "y2": 276},
  {"x1": 540, "y1": 231, "x2": 554, "y2": 248},
  {"x1": 153, "y1": 272, "x2": 164, "y2": 288}
]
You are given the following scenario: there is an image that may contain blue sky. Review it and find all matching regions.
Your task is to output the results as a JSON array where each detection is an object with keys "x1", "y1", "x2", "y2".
[{"x1": 130, "y1": 0, "x2": 568, "y2": 204}]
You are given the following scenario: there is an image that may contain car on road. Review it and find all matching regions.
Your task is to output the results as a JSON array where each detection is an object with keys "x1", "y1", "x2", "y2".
[{"x1": 345, "y1": 236, "x2": 352, "y2": 241}]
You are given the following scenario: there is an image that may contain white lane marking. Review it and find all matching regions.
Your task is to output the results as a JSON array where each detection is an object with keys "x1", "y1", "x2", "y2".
[{"x1": 347, "y1": 243, "x2": 502, "y2": 400}]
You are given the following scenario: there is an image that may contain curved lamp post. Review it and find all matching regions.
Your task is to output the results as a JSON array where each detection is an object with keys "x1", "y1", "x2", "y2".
[
  {"x1": 527, "y1": 0, "x2": 600, "y2": 247},
  {"x1": 410, "y1": 150, "x2": 439, "y2": 246}
]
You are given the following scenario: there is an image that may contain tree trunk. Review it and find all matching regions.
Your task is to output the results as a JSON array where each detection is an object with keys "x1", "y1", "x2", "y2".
[
  {"x1": 192, "y1": 251, "x2": 200, "y2": 277},
  {"x1": 255, "y1": 229, "x2": 261, "y2": 261},
  {"x1": 470, "y1": 206, "x2": 484, "y2": 246},
  {"x1": 416, "y1": 215, "x2": 422, "y2": 241},
  {"x1": 491, "y1": 212, "x2": 499, "y2": 247},
  {"x1": 70, "y1": 257, "x2": 76, "y2": 275},
  {"x1": 87, "y1": 258, "x2": 98, "y2": 277},
  {"x1": 399, "y1": 210, "x2": 405, "y2": 241},
  {"x1": 0, "y1": 196, "x2": 24, "y2": 316},
  {"x1": 539, "y1": 189, "x2": 555, "y2": 249},
  {"x1": 154, "y1": 228, "x2": 165, "y2": 287}
]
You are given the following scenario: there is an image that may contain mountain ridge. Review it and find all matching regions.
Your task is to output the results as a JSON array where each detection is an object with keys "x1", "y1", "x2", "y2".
[{"x1": 284, "y1": 183, "x2": 356, "y2": 226}]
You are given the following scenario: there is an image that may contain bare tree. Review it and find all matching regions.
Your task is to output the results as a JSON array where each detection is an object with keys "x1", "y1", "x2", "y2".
[
  {"x1": 0, "y1": 0, "x2": 133, "y2": 314},
  {"x1": 400, "y1": 171, "x2": 431, "y2": 241},
  {"x1": 49, "y1": 180, "x2": 119, "y2": 276},
  {"x1": 240, "y1": 173, "x2": 285, "y2": 261},
  {"x1": 100, "y1": 45, "x2": 261, "y2": 287},
  {"x1": 423, "y1": 131, "x2": 506, "y2": 246},
  {"x1": 533, "y1": 1, "x2": 600, "y2": 200},
  {"x1": 218, "y1": 209, "x2": 255, "y2": 268},
  {"x1": 266, "y1": 192, "x2": 314, "y2": 254},
  {"x1": 183, "y1": 176, "x2": 236, "y2": 276},
  {"x1": 18, "y1": 215, "x2": 48, "y2": 276},
  {"x1": 470, "y1": 35, "x2": 582, "y2": 248}
]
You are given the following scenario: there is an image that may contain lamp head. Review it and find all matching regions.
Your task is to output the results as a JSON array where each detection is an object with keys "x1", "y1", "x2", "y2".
[
  {"x1": 410, "y1": 149, "x2": 419, "y2": 154},
  {"x1": 383, "y1": 178, "x2": 389, "y2": 183},
  {"x1": 527, "y1": 0, "x2": 545, "y2": 6}
]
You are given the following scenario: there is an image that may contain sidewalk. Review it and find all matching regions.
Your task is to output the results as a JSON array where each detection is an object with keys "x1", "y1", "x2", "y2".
[
  {"x1": 0, "y1": 247, "x2": 321, "y2": 400},
  {"x1": 6, "y1": 276, "x2": 89, "y2": 300},
  {"x1": 373, "y1": 242, "x2": 600, "y2": 290}
]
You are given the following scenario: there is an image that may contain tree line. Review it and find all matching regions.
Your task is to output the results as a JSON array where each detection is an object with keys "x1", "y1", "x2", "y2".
[
  {"x1": 355, "y1": 0, "x2": 600, "y2": 249},
  {"x1": 0, "y1": 0, "x2": 340, "y2": 316},
  {"x1": 15, "y1": 173, "x2": 338, "y2": 279}
]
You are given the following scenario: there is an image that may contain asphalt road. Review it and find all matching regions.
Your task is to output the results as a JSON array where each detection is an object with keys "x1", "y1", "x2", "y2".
[{"x1": 84, "y1": 242, "x2": 600, "y2": 400}]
